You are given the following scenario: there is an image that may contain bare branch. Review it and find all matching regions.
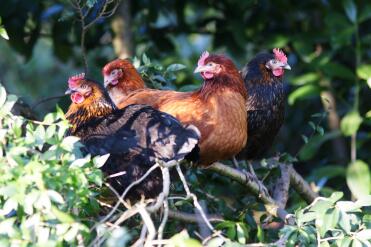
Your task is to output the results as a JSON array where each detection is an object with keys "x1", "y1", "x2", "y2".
[
  {"x1": 168, "y1": 209, "x2": 223, "y2": 223},
  {"x1": 273, "y1": 163, "x2": 290, "y2": 208},
  {"x1": 288, "y1": 164, "x2": 318, "y2": 203},
  {"x1": 157, "y1": 200, "x2": 169, "y2": 240}
]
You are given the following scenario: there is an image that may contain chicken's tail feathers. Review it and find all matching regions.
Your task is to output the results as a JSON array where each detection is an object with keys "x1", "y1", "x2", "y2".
[{"x1": 174, "y1": 124, "x2": 200, "y2": 163}]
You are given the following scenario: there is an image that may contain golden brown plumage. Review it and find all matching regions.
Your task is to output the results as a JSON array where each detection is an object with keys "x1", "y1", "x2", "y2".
[{"x1": 103, "y1": 53, "x2": 247, "y2": 167}]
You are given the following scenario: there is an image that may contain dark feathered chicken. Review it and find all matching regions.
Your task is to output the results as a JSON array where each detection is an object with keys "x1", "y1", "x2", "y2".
[
  {"x1": 238, "y1": 49, "x2": 291, "y2": 160},
  {"x1": 65, "y1": 74, "x2": 200, "y2": 200}
]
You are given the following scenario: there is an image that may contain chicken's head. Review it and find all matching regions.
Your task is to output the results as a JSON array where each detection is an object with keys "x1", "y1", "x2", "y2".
[
  {"x1": 194, "y1": 51, "x2": 239, "y2": 80},
  {"x1": 65, "y1": 74, "x2": 103, "y2": 104},
  {"x1": 102, "y1": 59, "x2": 142, "y2": 88},
  {"x1": 265, "y1": 48, "x2": 291, "y2": 77}
]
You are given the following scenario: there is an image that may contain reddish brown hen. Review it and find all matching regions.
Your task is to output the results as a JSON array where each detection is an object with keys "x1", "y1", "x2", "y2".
[{"x1": 102, "y1": 52, "x2": 247, "y2": 167}]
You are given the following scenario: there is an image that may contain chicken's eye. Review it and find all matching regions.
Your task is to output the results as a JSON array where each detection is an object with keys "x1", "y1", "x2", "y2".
[
  {"x1": 207, "y1": 63, "x2": 213, "y2": 67},
  {"x1": 81, "y1": 84, "x2": 87, "y2": 89},
  {"x1": 272, "y1": 60, "x2": 277, "y2": 64}
]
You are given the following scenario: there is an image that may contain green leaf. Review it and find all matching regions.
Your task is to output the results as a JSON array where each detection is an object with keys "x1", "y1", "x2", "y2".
[
  {"x1": 358, "y1": 5, "x2": 371, "y2": 22},
  {"x1": 166, "y1": 64, "x2": 186, "y2": 72},
  {"x1": 322, "y1": 62, "x2": 355, "y2": 80},
  {"x1": 336, "y1": 201, "x2": 360, "y2": 213},
  {"x1": 320, "y1": 207, "x2": 340, "y2": 237},
  {"x1": 236, "y1": 223, "x2": 246, "y2": 244},
  {"x1": 343, "y1": 0, "x2": 357, "y2": 23},
  {"x1": 299, "y1": 131, "x2": 340, "y2": 161},
  {"x1": 357, "y1": 64, "x2": 371, "y2": 80},
  {"x1": 288, "y1": 84, "x2": 321, "y2": 105},
  {"x1": 354, "y1": 195, "x2": 371, "y2": 207},
  {"x1": 93, "y1": 153, "x2": 110, "y2": 168},
  {"x1": 299, "y1": 212, "x2": 316, "y2": 224},
  {"x1": 47, "y1": 190, "x2": 65, "y2": 204},
  {"x1": 308, "y1": 121, "x2": 316, "y2": 130},
  {"x1": 339, "y1": 210, "x2": 351, "y2": 233},
  {"x1": 355, "y1": 229, "x2": 371, "y2": 241},
  {"x1": 291, "y1": 73, "x2": 320, "y2": 86},
  {"x1": 0, "y1": 85, "x2": 6, "y2": 108},
  {"x1": 142, "y1": 53, "x2": 150, "y2": 65},
  {"x1": 346, "y1": 160, "x2": 370, "y2": 199},
  {"x1": 329, "y1": 192, "x2": 344, "y2": 203},
  {"x1": 340, "y1": 111, "x2": 363, "y2": 136},
  {"x1": 301, "y1": 135, "x2": 309, "y2": 144},
  {"x1": 317, "y1": 126, "x2": 324, "y2": 136},
  {"x1": 256, "y1": 225, "x2": 264, "y2": 242},
  {"x1": 0, "y1": 27, "x2": 9, "y2": 40},
  {"x1": 337, "y1": 237, "x2": 352, "y2": 247}
]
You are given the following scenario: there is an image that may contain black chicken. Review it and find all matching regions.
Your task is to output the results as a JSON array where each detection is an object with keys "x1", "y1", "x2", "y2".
[
  {"x1": 65, "y1": 74, "x2": 200, "y2": 200},
  {"x1": 238, "y1": 48, "x2": 291, "y2": 160}
]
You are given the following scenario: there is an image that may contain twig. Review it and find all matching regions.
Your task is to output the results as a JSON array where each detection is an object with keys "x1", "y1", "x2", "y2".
[
  {"x1": 69, "y1": 0, "x2": 121, "y2": 74},
  {"x1": 288, "y1": 164, "x2": 318, "y2": 203},
  {"x1": 157, "y1": 200, "x2": 169, "y2": 241},
  {"x1": 138, "y1": 205, "x2": 156, "y2": 246},
  {"x1": 175, "y1": 164, "x2": 221, "y2": 234},
  {"x1": 168, "y1": 209, "x2": 223, "y2": 223},
  {"x1": 273, "y1": 163, "x2": 290, "y2": 208},
  {"x1": 90, "y1": 163, "x2": 160, "y2": 233}
]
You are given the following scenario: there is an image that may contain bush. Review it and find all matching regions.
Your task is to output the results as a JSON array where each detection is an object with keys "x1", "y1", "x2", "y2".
[{"x1": 0, "y1": 84, "x2": 102, "y2": 246}]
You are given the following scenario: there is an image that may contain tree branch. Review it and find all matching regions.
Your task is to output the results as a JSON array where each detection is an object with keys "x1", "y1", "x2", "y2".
[
  {"x1": 168, "y1": 209, "x2": 223, "y2": 223},
  {"x1": 208, "y1": 162, "x2": 295, "y2": 225},
  {"x1": 288, "y1": 164, "x2": 318, "y2": 203}
]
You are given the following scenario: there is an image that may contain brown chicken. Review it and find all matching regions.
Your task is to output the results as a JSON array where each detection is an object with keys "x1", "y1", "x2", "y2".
[
  {"x1": 65, "y1": 74, "x2": 200, "y2": 199},
  {"x1": 102, "y1": 52, "x2": 247, "y2": 167}
]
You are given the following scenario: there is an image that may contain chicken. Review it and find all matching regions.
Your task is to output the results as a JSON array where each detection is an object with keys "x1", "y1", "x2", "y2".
[
  {"x1": 65, "y1": 74, "x2": 200, "y2": 200},
  {"x1": 102, "y1": 52, "x2": 247, "y2": 167},
  {"x1": 102, "y1": 59, "x2": 146, "y2": 106},
  {"x1": 238, "y1": 48, "x2": 291, "y2": 160}
]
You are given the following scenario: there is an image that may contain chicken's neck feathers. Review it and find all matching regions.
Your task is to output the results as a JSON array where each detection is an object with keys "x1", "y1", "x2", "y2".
[
  {"x1": 197, "y1": 74, "x2": 246, "y2": 101},
  {"x1": 66, "y1": 96, "x2": 115, "y2": 135}
]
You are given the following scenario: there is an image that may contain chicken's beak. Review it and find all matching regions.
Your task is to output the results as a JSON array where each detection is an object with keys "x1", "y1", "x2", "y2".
[
  {"x1": 275, "y1": 61, "x2": 291, "y2": 70},
  {"x1": 194, "y1": 65, "x2": 208, "y2": 74},
  {"x1": 103, "y1": 76, "x2": 110, "y2": 87},
  {"x1": 284, "y1": 63, "x2": 291, "y2": 70},
  {"x1": 65, "y1": 88, "x2": 75, "y2": 95}
]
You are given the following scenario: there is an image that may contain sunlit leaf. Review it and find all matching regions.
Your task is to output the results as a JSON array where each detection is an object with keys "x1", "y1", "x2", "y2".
[
  {"x1": 357, "y1": 64, "x2": 371, "y2": 80},
  {"x1": 340, "y1": 111, "x2": 363, "y2": 136},
  {"x1": 329, "y1": 192, "x2": 344, "y2": 203},
  {"x1": 166, "y1": 64, "x2": 186, "y2": 72},
  {"x1": 346, "y1": 160, "x2": 370, "y2": 199},
  {"x1": 93, "y1": 153, "x2": 110, "y2": 168},
  {"x1": 288, "y1": 84, "x2": 321, "y2": 105},
  {"x1": 0, "y1": 27, "x2": 9, "y2": 40}
]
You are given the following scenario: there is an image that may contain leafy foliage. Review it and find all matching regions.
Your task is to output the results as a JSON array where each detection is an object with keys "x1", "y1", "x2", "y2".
[
  {"x1": 280, "y1": 192, "x2": 371, "y2": 247},
  {"x1": 0, "y1": 0, "x2": 370, "y2": 245},
  {"x1": 0, "y1": 84, "x2": 102, "y2": 245}
]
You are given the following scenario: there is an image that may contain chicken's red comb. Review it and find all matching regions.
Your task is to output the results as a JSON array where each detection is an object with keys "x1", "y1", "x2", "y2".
[
  {"x1": 68, "y1": 73, "x2": 85, "y2": 88},
  {"x1": 198, "y1": 51, "x2": 210, "y2": 66},
  {"x1": 273, "y1": 48, "x2": 287, "y2": 63}
]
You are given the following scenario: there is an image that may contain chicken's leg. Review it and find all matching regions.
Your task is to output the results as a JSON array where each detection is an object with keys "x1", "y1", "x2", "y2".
[{"x1": 243, "y1": 161, "x2": 269, "y2": 197}]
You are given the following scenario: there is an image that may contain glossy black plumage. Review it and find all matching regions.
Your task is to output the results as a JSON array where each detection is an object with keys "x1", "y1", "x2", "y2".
[
  {"x1": 238, "y1": 53, "x2": 285, "y2": 159},
  {"x1": 66, "y1": 80, "x2": 200, "y2": 200}
]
